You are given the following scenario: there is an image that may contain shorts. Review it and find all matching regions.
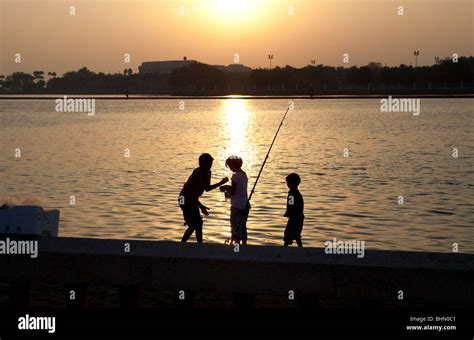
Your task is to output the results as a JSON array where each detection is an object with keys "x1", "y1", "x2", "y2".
[
  {"x1": 230, "y1": 207, "x2": 249, "y2": 242},
  {"x1": 179, "y1": 200, "x2": 202, "y2": 229},
  {"x1": 284, "y1": 216, "x2": 304, "y2": 243}
]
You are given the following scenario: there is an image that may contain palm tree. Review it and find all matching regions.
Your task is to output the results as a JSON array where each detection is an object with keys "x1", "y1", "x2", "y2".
[
  {"x1": 47, "y1": 72, "x2": 57, "y2": 80},
  {"x1": 33, "y1": 71, "x2": 44, "y2": 80}
]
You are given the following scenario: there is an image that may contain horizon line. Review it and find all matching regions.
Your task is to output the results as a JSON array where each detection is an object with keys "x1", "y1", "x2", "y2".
[{"x1": 2, "y1": 55, "x2": 472, "y2": 77}]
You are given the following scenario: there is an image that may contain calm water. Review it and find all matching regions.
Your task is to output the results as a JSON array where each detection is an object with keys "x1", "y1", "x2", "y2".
[{"x1": 1, "y1": 98, "x2": 473, "y2": 253}]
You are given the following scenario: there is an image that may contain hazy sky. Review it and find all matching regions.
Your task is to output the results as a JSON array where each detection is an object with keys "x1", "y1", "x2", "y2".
[{"x1": 1, "y1": 0, "x2": 473, "y2": 76}]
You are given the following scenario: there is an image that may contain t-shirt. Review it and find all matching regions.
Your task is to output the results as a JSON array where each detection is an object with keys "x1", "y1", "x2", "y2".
[
  {"x1": 179, "y1": 167, "x2": 211, "y2": 204},
  {"x1": 231, "y1": 171, "x2": 248, "y2": 210},
  {"x1": 284, "y1": 188, "x2": 304, "y2": 218}
]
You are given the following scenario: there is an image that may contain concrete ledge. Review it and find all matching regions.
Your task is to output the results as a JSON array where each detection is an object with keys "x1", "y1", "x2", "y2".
[
  {"x1": 0, "y1": 237, "x2": 473, "y2": 307},
  {"x1": 36, "y1": 237, "x2": 474, "y2": 270}
]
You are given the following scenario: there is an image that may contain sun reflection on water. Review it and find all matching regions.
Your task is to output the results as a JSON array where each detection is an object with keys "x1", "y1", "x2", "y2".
[
  {"x1": 216, "y1": 99, "x2": 260, "y2": 238},
  {"x1": 218, "y1": 99, "x2": 259, "y2": 173}
]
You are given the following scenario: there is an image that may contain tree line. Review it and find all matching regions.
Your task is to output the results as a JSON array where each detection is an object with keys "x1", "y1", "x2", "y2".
[{"x1": 1, "y1": 57, "x2": 472, "y2": 95}]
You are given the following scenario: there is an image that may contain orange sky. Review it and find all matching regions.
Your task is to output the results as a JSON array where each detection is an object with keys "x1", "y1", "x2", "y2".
[{"x1": 1, "y1": 0, "x2": 473, "y2": 76}]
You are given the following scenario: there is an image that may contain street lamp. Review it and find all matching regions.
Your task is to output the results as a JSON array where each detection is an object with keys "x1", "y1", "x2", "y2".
[
  {"x1": 413, "y1": 50, "x2": 420, "y2": 67},
  {"x1": 268, "y1": 54, "x2": 274, "y2": 69}
]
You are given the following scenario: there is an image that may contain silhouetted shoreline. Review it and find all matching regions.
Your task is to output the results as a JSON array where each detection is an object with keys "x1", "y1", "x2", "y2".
[
  {"x1": 2, "y1": 57, "x2": 473, "y2": 96},
  {"x1": 1, "y1": 94, "x2": 474, "y2": 100}
]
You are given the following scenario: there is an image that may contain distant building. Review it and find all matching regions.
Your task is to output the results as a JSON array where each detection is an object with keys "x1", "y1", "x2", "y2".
[
  {"x1": 138, "y1": 59, "x2": 253, "y2": 75},
  {"x1": 213, "y1": 64, "x2": 253, "y2": 73},
  {"x1": 138, "y1": 57, "x2": 197, "y2": 74}
]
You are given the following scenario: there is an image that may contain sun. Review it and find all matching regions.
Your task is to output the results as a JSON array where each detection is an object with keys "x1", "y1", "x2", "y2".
[
  {"x1": 208, "y1": 0, "x2": 260, "y2": 23},
  {"x1": 212, "y1": 0, "x2": 250, "y2": 16}
]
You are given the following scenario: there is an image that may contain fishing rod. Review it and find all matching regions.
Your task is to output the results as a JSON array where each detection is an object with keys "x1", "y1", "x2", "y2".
[
  {"x1": 241, "y1": 102, "x2": 293, "y2": 220},
  {"x1": 222, "y1": 102, "x2": 293, "y2": 244}
]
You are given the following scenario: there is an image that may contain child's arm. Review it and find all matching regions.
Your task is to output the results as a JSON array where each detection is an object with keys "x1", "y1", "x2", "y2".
[
  {"x1": 205, "y1": 177, "x2": 229, "y2": 192},
  {"x1": 219, "y1": 181, "x2": 237, "y2": 195},
  {"x1": 284, "y1": 197, "x2": 291, "y2": 217},
  {"x1": 198, "y1": 201, "x2": 210, "y2": 215}
]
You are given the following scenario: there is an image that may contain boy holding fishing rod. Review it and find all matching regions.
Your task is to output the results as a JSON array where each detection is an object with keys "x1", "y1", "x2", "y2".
[
  {"x1": 220, "y1": 156, "x2": 249, "y2": 245},
  {"x1": 219, "y1": 102, "x2": 293, "y2": 245},
  {"x1": 179, "y1": 153, "x2": 229, "y2": 243}
]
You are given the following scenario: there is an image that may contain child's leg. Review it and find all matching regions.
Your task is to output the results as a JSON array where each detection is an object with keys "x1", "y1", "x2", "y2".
[
  {"x1": 283, "y1": 224, "x2": 291, "y2": 247},
  {"x1": 180, "y1": 205, "x2": 192, "y2": 242},
  {"x1": 194, "y1": 209, "x2": 204, "y2": 243},
  {"x1": 195, "y1": 224, "x2": 203, "y2": 243},
  {"x1": 181, "y1": 226, "x2": 194, "y2": 242},
  {"x1": 181, "y1": 203, "x2": 202, "y2": 242},
  {"x1": 296, "y1": 217, "x2": 304, "y2": 247},
  {"x1": 296, "y1": 237, "x2": 303, "y2": 247},
  {"x1": 240, "y1": 209, "x2": 248, "y2": 245},
  {"x1": 230, "y1": 207, "x2": 240, "y2": 244}
]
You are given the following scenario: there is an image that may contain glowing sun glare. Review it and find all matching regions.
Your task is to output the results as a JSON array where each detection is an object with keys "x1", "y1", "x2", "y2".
[{"x1": 211, "y1": 0, "x2": 252, "y2": 21}]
